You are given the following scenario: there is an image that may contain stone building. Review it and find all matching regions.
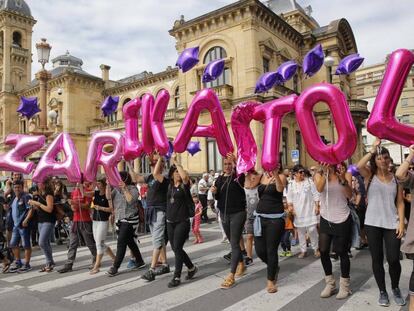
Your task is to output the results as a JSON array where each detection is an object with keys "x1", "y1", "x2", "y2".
[
  {"x1": 356, "y1": 53, "x2": 414, "y2": 164},
  {"x1": 0, "y1": 0, "x2": 368, "y2": 175}
]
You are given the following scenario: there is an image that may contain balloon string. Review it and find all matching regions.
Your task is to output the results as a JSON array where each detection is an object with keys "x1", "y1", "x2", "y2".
[{"x1": 325, "y1": 170, "x2": 330, "y2": 227}]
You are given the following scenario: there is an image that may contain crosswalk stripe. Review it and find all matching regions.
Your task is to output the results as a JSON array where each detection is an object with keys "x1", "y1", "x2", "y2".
[
  {"x1": 223, "y1": 258, "x2": 323, "y2": 311},
  {"x1": 64, "y1": 249, "x2": 229, "y2": 303},
  {"x1": 113, "y1": 250, "x2": 300, "y2": 311},
  {"x1": 0, "y1": 285, "x2": 24, "y2": 296},
  {"x1": 27, "y1": 238, "x2": 224, "y2": 292},
  {"x1": 337, "y1": 259, "x2": 411, "y2": 311}
]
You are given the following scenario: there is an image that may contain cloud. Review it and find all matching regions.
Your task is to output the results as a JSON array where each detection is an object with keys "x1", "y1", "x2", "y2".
[{"x1": 27, "y1": 0, "x2": 413, "y2": 80}]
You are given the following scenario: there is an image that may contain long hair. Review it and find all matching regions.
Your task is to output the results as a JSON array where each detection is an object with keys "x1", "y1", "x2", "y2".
[
  {"x1": 119, "y1": 171, "x2": 133, "y2": 186},
  {"x1": 369, "y1": 147, "x2": 391, "y2": 175},
  {"x1": 41, "y1": 177, "x2": 54, "y2": 196},
  {"x1": 168, "y1": 165, "x2": 182, "y2": 187}
]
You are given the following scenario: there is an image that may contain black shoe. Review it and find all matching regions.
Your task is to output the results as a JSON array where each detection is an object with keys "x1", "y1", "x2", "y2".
[
  {"x1": 58, "y1": 265, "x2": 72, "y2": 274},
  {"x1": 223, "y1": 252, "x2": 231, "y2": 263},
  {"x1": 168, "y1": 277, "x2": 181, "y2": 288},
  {"x1": 185, "y1": 266, "x2": 198, "y2": 280},
  {"x1": 106, "y1": 266, "x2": 119, "y2": 277},
  {"x1": 135, "y1": 261, "x2": 146, "y2": 270},
  {"x1": 155, "y1": 264, "x2": 170, "y2": 276},
  {"x1": 244, "y1": 257, "x2": 253, "y2": 266},
  {"x1": 142, "y1": 269, "x2": 156, "y2": 282}
]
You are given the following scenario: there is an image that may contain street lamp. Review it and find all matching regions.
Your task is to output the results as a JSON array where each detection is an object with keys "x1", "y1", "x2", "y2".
[
  {"x1": 324, "y1": 55, "x2": 335, "y2": 144},
  {"x1": 35, "y1": 38, "x2": 52, "y2": 131},
  {"x1": 397, "y1": 114, "x2": 409, "y2": 164}
]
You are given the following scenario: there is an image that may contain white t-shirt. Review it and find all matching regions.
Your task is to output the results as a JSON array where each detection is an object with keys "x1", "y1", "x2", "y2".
[
  {"x1": 198, "y1": 179, "x2": 209, "y2": 195},
  {"x1": 287, "y1": 179, "x2": 320, "y2": 227}
]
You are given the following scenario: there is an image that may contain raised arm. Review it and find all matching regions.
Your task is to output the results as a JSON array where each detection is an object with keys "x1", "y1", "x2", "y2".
[
  {"x1": 126, "y1": 161, "x2": 144, "y2": 184},
  {"x1": 153, "y1": 156, "x2": 165, "y2": 183},
  {"x1": 357, "y1": 138, "x2": 381, "y2": 179},
  {"x1": 172, "y1": 153, "x2": 189, "y2": 184},
  {"x1": 396, "y1": 145, "x2": 414, "y2": 182},
  {"x1": 314, "y1": 163, "x2": 329, "y2": 193}
]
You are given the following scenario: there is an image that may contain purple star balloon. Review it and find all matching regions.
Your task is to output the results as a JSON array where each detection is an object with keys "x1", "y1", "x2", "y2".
[
  {"x1": 187, "y1": 141, "x2": 201, "y2": 156},
  {"x1": 277, "y1": 60, "x2": 298, "y2": 82},
  {"x1": 303, "y1": 44, "x2": 325, "y2": 78},
  {"x1": 202, "y1": 59, "x2": 225, "y2": 83},
  {"x1": 17, "y1": 97, "x2": 41, "y2": 119},
  {"x1": 335, "y1": 53, "x2": 364, "y2": 75},
  {"x1": 254, "y1": 72, "x2": 283, "y2": 94},
  {"x1": 101, "y1": 95, "x2": 119, "y2": 117},
  {"x1": 347, "y1": 164, "x2": 359, "y2": 177},
  {"x1": 165, "y1": 141, "x2": 174, "y2": 160},
  {"x1": 176, "y1": 47, "x2": 199, "y2": 73}
]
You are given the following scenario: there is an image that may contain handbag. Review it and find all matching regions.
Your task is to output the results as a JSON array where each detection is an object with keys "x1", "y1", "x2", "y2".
[{"x1": 348, "y1": 201, "x2": 361, "y2": 248}]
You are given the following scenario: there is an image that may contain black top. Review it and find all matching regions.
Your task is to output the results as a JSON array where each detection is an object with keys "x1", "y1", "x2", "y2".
[
  {"x1": 93, "y1": 191, "x2": 110, "y2": 221},
  {"x1": 257, "y1": 183, "x2": 284, "y2": 214},
  {"x1": 214, "y1": 172, "x2": 246, "y2": 215},
  {"x1": 145, "y1": 174, "x2": 169, "y2": 210},
  {"x1": 166, "y1": 183, "x2": 191, "y2": 223},
  {"x1": 36, "y1": 192, "x2": 56, "y2": 223}
]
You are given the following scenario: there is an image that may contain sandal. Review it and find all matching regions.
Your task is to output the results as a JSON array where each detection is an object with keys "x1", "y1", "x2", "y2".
[
  {"x1": 220, "y1": 276, "x2": 235, "y2": 289},
  {"x1": 39, "y1": 266, "x2": 48, "y2": 273},
  {"x1": 45, "y1": 265, "x2": 54, "y2": 272},
  {"x1": 2, "y1": 261, "x2": 11, "y2": 273},
  {"x1": 89, "y1": 268, "x2": 100, "y2": 275},
  {"x1": 267, "y1": 281, "x2": 278, "y2": 294}
]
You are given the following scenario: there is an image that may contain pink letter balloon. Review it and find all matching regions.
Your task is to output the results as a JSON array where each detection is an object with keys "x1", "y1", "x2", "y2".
[
  {"x1": 152, "y1": 89, "x2": 170, "y2": 155},
  {"x1": 33, "y1": 133, "x2": 82, "y2": 183},
  {"x1": 0, "y1": 134, "x2": 45, "y2": 174},
  {"x1": 295, "y1": 83, "x2": 357, "y2": 164},
  {"x1": 141, "y1": 93, "x2": 155, "y2": 154},
  {"x1": 84, "y1": 131, "x2": 124, "y2": 187},
  {"x1": 174, "y1": 89, "x2": 233, "y2": 156},
  {"x1": 123, "y1": 98, "x2": 143, "y2": 161},
  {"x1": 367, "y1": 49, "x2": 414, "y2": 146}
]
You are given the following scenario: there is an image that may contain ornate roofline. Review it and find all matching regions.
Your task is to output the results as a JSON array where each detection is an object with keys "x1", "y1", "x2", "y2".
[
  {"x1": 0, "y1": 9, "x2": 36, "y2": 26},
  {"x1": 169, "y1": 0, "x2": 303, "y2": 47},
  {"x1": 104, "y1": 68, "x2": 178, "y2": 96}
]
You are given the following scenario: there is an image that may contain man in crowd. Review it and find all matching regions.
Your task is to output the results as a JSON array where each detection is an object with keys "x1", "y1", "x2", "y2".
[{"x1": 198, "y1": 173, "x2": 211, "y2": 223}]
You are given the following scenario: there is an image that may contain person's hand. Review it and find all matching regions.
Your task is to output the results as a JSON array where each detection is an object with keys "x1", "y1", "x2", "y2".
[
  {"x1": 6, "y1": 179, "x2": 11, "y2": 187},
  {"x1": 408, "y1": 145, "x2": 414, "y2": 157},
  {"x1": 315, "y1": 205, "x2": 320, "y2": 216},
  {"x1": 370, "y1": 137, "x2": 381, "y2": 154},
  {"x1": 171, "y1": 152, "x2": 178, "y2": 164},
  {"x1": 22, "y1": 220, "x2": 28, "y2": 228},
  {"x1": 226, "y1": 152, "x2": 236, "y2": 164},
  {"x1": 336, "y1": 166, "x2": 346, "y2": 182},
  {"x1": 396, "y1": 222, "x2": 405, "y2": 239},
  {"x1": 318, "y1": 162, "x2": 330, "y2": 175},
  {"x1": 67, "y1": 199, "x2": 72, "y2": 206}
]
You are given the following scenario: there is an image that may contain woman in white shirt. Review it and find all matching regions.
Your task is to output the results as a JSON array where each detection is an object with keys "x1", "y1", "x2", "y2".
[{"x1": 287, "y1": 165, "x2": 320, "y2": 259}]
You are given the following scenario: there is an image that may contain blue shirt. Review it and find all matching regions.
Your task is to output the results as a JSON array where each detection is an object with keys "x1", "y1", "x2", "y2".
[{"x1": 11, "y1": 193, "x2": 31, "y2": 229}]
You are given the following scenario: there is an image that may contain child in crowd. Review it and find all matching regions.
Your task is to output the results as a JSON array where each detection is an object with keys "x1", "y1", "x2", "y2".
[
  {"x1": 192, "y1": 195, "x2": 203, "y2": 244},
  {"x1": 280, "y1": 198, "x2": 294, "y2": 257}
]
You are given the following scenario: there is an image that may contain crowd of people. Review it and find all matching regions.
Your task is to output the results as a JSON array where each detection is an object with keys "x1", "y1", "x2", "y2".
[{"x1": 0, "y1": 139, "x2": 414, "y2": 309}]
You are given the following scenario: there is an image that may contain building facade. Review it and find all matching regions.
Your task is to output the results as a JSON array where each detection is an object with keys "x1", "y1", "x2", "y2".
[
  {"x1": 0, "y1": 0, "x2": 368, "y2": 175},
  {"x1": 356, "y1": 54, "x2": 414, "y2": 164}
]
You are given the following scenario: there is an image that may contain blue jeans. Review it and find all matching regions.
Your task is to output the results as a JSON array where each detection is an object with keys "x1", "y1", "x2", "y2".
[
  {"x1": 38, "y1": 222, "x2": 55, "y2": 265},
  {"x1": 10, "y1": 226, "x2": 31, "y2": 249}
]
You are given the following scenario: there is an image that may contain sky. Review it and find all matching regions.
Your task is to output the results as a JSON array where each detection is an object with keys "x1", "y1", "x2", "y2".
[{"x1": 27, "y1": 0, "x2": 413, "y2": 81}]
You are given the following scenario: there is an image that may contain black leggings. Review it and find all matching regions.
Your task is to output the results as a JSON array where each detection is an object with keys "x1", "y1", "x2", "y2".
[
  {"x1": 365, "y1": 225, "x2": 401, "y2": 291},
  {"x1": 319, "y1": 233, "x2": 350, "y2": 278},
  {"x1": 113, "y1": 222, "x2": 143, "y2": 269},
  {"x1": 254, "y1": 218, "x2": 285, "y2": 281},
  {"x1": 222, "y1": 211, "x2": 246, "y2": 274},
  {"x1": 167, "y1": 220, "x2": 193, "y2": 278}
]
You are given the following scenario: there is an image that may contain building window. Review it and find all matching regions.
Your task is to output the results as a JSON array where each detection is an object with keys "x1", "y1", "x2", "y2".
[
  {"x1": 401, "y1": 115, "x2": 410, "y2": 124},
  {"x1": 20, "y1": 119, "x2": 27, "y2": 134},
  {"x1": 295, "y1": 130, "x2": 301, "y2": 163},
  {"x1": 106, "y1": 111, "x2": 117, "y2": 123},
  {"x1": 207, "y1": 139, "x2": 223, "y2": 172},
  {"x1": 140, "y1": 155, "x2": 151, "y2": 174},
  {"x1": 203, "y1": 46, "x2": 230, "y2": 88},
  {"x1": 12, "y1": 31, "x2": 22, "y2": 47},
  {"x1": 263, "y1": 58, "x2": 270, "y2": 73},
  {"x1": 282, "y1": 127, "x2": 288, "y2": 167},
  {"x1": 362, "y1": 135, "x2": 367, "y2": 145},
  {"x1": 123, "y1": 98, "x2": 131, "y2": 106},
  {"x1": 174, "y1": 87, "x2": 180, "y2": 110},
  {"x1": 401, "y1": 98, "x2": 409, "y2": 107}
]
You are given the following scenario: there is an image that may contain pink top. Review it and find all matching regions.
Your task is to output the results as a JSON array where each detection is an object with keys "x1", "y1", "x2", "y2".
[{"x1": 319, "y1": 179, "x2": 350, "y2": 224}]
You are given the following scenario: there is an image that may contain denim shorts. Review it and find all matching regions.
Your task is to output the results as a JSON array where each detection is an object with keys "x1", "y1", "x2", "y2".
[
  {"x1": 10, "y1": 226, "x2": 31, "y2": 249},
  {"x1": 149, "y1": 210, "x2": 166, "y2": 249}
]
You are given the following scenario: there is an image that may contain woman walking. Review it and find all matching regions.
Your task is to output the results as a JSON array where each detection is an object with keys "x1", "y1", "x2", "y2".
[
  {"x1": 28, "y1": 177, "x2": 55, "y2": 272},
  {"x1": 90, "y1": 178, "x2": 115, "y2": 274},
  {"x1": 287, "y1": 164, "x2": 320, "y2": 259},
  {"x1": 314, "y1": 162, "x2": 353, "y2": 299},
  {"x1": 165, "y1": 153, "x2": 197, "y2": 287},
  {"x1": 211, "y1": 153, "x2": 247, "y2": 289},
  {"x1": 358, "y1": 138, "x2": 406, "y2": 307},
  {"x1": 107, "y1": 171, "x2": 145, "y2": 276}
]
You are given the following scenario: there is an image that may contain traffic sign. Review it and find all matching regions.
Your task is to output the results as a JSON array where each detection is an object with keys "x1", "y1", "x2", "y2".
[{"x1": 291, "y1": 149, "x2": 299, "y2": 162}]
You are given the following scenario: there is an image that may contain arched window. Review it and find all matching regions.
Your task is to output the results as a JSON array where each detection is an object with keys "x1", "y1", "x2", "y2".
[
  {"x1": 203, "y1": 46, "x2": 230, "y2": 88},
  {"x1": 12, "y1": 31, "x2": 22, "y2": 47},
  {"x1": 174, "y1": 87, "x2": 180, "y2": 110},
  {"x1": 123, "y1": 98, "x2": 131, "y2": 106}
]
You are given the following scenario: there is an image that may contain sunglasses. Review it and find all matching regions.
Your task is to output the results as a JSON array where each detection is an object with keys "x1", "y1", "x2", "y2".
[{"x1": 409, "y1": 167, "x2": 414, "y2": 171}]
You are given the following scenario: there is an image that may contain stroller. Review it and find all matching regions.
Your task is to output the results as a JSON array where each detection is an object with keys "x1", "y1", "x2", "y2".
[{"x1": 55, "y1": 218, "x2": 71, "y2": 246}]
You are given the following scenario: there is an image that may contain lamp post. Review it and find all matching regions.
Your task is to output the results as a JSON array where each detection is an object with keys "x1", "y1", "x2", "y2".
[
  {"x1": 35, "y1": 38, "x2": 52, "y2": 131},
  {"x1": 397, "y1": 114, "x2": 409, "y2": 164},
  {"x1": 324, "y1": 55, "x2": 335, "y2": 144}
]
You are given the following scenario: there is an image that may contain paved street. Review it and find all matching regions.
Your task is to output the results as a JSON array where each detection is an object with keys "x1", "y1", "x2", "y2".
[{"x1": 0, "y1": 223, "x2": 411, "y2": 311}]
